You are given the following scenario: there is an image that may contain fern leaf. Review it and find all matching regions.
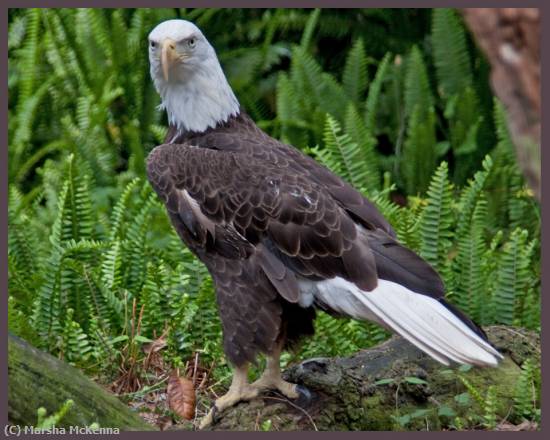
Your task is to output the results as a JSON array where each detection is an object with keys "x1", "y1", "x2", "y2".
[
  {"x1": 514, "y1": 358, "x2": 540, "y2": 422},
  {"x1": 342, "y1": 38, "x2": 368, "y2": 104},
  {"x1": 101, "y1": 240, "x2": 123, "y2": 290},
  {"x1": 455, "y1": 155, "x2": 493, "y2": 238},
  {"x1": 365, "y1": 53, "x2": 391, "y2": 133},
  {"x1": 9, "y1": 296, "x2": 39, "y2": 344},
  {"x1": 431, "y1": 9, "x2": 472, "y2": 97},
  {"x1": 494, "y1": 229, "x2": 532, "y2": 325},
  {"x1": 344, "y1": 103, "x2": 379, "y2": 190},
  {"x1": 401, "y1": 105, "x2": 437, "y2": 195},
  {"x1": 291, "y1": 46, "x2": 349, "y2": 122},
  {"x1": 61, "y1": 308, "x2": 94, "y2": 365},
  {"x1": 318, "y1": 114, "x2": 374, "y2": 191},
  {"x1": 139, "y1": 263, "x2": 166, "y2": 336},
  {"x1": 452, "y1": 197, "x2": 488, "y2": 319},
  {"x1": 419, "y1": 162, "x2": 454, "y2": 276},
  {"x1": 300, "y1": 8, "x2": 321, "y2": 50},
  {"x1": 404, "y1": 46, "x2": 433, "y2": 118},
  {"x1": 276, "y1": 72, "x2": 309, "y2": 147},
  {"x1": 122, "y1": 188, "x2": 157, "y2": 293},
  {"x1": 109, "y1": 177, "x2": 141, "y2": 241},
  {"x1": 17, "y1": 9, "x2": 41, "y2": 105}
]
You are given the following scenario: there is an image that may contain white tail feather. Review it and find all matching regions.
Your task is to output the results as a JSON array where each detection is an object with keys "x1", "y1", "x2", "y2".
[{"x1": 306, "y1": 277, "x2": 503, "y2": 367}]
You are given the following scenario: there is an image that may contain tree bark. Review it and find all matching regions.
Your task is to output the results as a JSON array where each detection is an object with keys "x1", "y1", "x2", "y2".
[
  {"x1": 196, "y1": 326, "x2": 539, "y2": 431},
  {"x1": 8, "y1": 334, "x2": 155, "y2": 430},
  {"x1": 462, "y1": 8, "x2": 540, "y2": 201}
]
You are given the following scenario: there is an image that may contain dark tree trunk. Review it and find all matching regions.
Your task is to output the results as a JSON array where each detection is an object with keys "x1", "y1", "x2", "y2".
[{"x1": 462, "y1": 8, "x2": 540, "y2": 201}]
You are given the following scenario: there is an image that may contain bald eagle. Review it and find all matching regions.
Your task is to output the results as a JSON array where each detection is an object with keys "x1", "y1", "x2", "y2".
[{"x1": 145, "y1": 19, "x2": 502, "y2": 428}]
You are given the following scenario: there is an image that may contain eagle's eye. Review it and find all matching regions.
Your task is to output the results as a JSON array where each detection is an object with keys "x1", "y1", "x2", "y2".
[
  {"x1": 187, "y1": 38, "x2": 196, "y2": 49},
  {"x1": 150, "y1": 41, "x2": 156, "y2": 49}
]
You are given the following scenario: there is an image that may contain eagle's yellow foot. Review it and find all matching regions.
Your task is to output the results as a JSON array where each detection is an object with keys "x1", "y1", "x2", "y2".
[
  {"x1": 251, "y1": 370, "x2": 299, "y2": 399},
  {"x1": 199, "y1": 365, "x2": 258, "y2": 430},
  {"x1": 251, "y1": 346, "x2": 300, "y2": 399},
  {"x1": 198, "y1": 349, "x2": 311, "y2": 429}
]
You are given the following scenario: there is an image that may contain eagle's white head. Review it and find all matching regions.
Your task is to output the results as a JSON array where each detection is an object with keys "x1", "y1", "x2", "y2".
[{"x1": 148, "y1": 19, "x2": 240, "y2": 133}]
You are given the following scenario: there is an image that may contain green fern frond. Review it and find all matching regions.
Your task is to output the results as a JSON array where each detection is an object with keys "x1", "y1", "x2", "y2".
[
  {"x1": 109, "y1": 177, "x2": 141, "y2": 241},
  {"x1": 482, "y1": 386, "x2": 498, "y2": 429},
  {"x1": 431, "y1": 9, "x2": 472, "y2": 97},
  {"x1": 8, "y1": 296, "x2": 39, "y2": 344},
  {"x1": 394, "y1": 205, "x2": 422, "y2": 252},
  {"x1": 61, "y1": 308, "x2": 94, "y2": 365},
  {"x1": 368, "y1": 185, "x2": 403, "y2": 231},
  {"x1": 520, "y1": 287, "x2": 540, "y2": 331},
  {"x1": 300, "y1": 9, "x2": 321, "y2": 50},
  {"x1": 122, "y1": 189, "x2": 157, "y2": 293},
  {"x1": 344, "y1": 103, "x2": 379, "y2": 191},
  {"x1": 101, "y1": 239, "x2": 123, "y2": 290},
  {"x1": 112, "y1": 11, "x2": 131, "y2": 74},
  {"x1": 17, "y1": 8, "x2": 41, "y2": 105},
  {"x1": 85, "y1": 267, "x2": 124, "y2": 330},
  {"x1": 87, "y1": 9, "x2": 113, "y2": 63},
  {"x1": 32, "y1": 247, "x2": 64, "y2": 346},
  {"x1": 364, "y1": 52, "x2": 391, "y2": 133},
  {"x1": 404, "y1": 45, "x2": 433, "y2": 118},
  {"x1": 452, "y1": 197, "x2": 488, "y2": 319},
  {"x1": 455, "y1": 155, "x2": 493, "y2": 237},
  {"x1": 514, "y1": 358, "x2": 540, "y2": 422},
  {"x1": 50, "y1": 155, "x2": 95, "y2": 244},
  {"x1": 401, "y1": 105, "x2": 437, "y2": 195},
  {"x1": 276, "y1": 71, "x2": 310, "y2": 147},
  {"x1": 419, "y1": 161, "x2": 454, "y2": 275},
  {"x1": 139, "y1": 263, "x2": 167, "y2": 336},
  {"x1": 10, "y1": 78, "x2": 55, "y2": 179},
  {"x1": 8, "y1": 187, "x2": 38, "y2": 274},
  {"x1": 494, "y1": 229, "x2": 532, "y2": 325},
  {"x1": 8, "y1": 14, "x2": 27, "y2": 50},
  {"x1": 316, "y1": 114, "x2": 374, "y2": 191},
  {"x1": 342, "y1": 38, "x2": 368, "y2": 104},
  {"x1": 150, "y1": 124, "x2": 169, "y2": 144},
  {"x1": 291, "y1": 46, "x2": 348, "y2": 122}
]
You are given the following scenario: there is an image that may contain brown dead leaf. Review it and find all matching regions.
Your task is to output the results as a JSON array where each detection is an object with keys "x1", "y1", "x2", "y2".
[
  {"x1": 143, "y1": 332, "x2": 168, "y2": 355},
  {"x1": 167, "y1": 371, "x2": 196, "y2": 420}
]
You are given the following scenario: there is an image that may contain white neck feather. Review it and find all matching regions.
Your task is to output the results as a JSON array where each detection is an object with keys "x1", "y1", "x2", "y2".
[{"x1": 155, "y1": 57, "x2": 240, "y2": 133}]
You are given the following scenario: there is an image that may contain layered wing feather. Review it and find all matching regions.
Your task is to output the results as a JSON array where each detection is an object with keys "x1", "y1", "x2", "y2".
[{"x1": 146, "y1": 142, "x2": 379, "y2": 297}]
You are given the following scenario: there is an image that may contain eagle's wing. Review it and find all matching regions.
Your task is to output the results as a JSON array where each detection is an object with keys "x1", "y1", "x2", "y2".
[
  {"x1": 167, "y1": 125, "x2": 396, "y2": 238},
  {"x1": 146, "y1": 142, "x2": 379, "y2": 298},
  {"x1": 275, "y1": 143, "x2": 397, "y2": 238}
]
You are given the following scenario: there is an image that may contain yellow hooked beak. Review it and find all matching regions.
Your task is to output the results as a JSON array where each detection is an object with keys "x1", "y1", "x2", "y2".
[{"x1": 161, "y1": 38, "x2": 178, "y2": 81}]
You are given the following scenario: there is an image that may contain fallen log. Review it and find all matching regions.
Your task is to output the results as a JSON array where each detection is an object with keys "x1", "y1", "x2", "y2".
[
  {"x1": 197, "y1": 326, "x2": 539, "y2": 431},
  {"x1": 8, "y1": 333, "x2": 155, "y2": 430}
]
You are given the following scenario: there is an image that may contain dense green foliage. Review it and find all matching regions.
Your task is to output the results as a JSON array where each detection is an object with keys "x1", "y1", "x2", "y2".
[{"x1": 8, "y1": 8, "x2": 540, "y2": 427}]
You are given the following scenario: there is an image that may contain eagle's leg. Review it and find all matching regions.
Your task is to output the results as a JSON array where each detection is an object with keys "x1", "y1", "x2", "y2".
[
  {"x1": 251, "y1": 346, "x2": 299, "y2": 399},
  {"x1": 199, "y1": 364, "x2": 258, "y2": 429}
]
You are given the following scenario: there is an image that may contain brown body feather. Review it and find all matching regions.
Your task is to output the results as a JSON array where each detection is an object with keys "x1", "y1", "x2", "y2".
[{"x1": 147, "y1": 111, "x2": 477, "y2": 366}]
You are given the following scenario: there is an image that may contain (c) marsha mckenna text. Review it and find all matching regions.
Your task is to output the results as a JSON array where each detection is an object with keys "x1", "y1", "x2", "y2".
[{"x1": 14, "y1": 426, "x2": 120, "y2": 435}]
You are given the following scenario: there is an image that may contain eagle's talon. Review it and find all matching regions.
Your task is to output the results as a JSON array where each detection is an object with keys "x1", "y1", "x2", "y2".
[
  {"x1": 211, "y1": 404, "x2": 219, "y2": 424},
  {"x1": 294, "y1": 384, "x2": 312, "y2": 408},
  {"x1": 198, "y1": 409, "x2": 214, "y2": 430}
]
